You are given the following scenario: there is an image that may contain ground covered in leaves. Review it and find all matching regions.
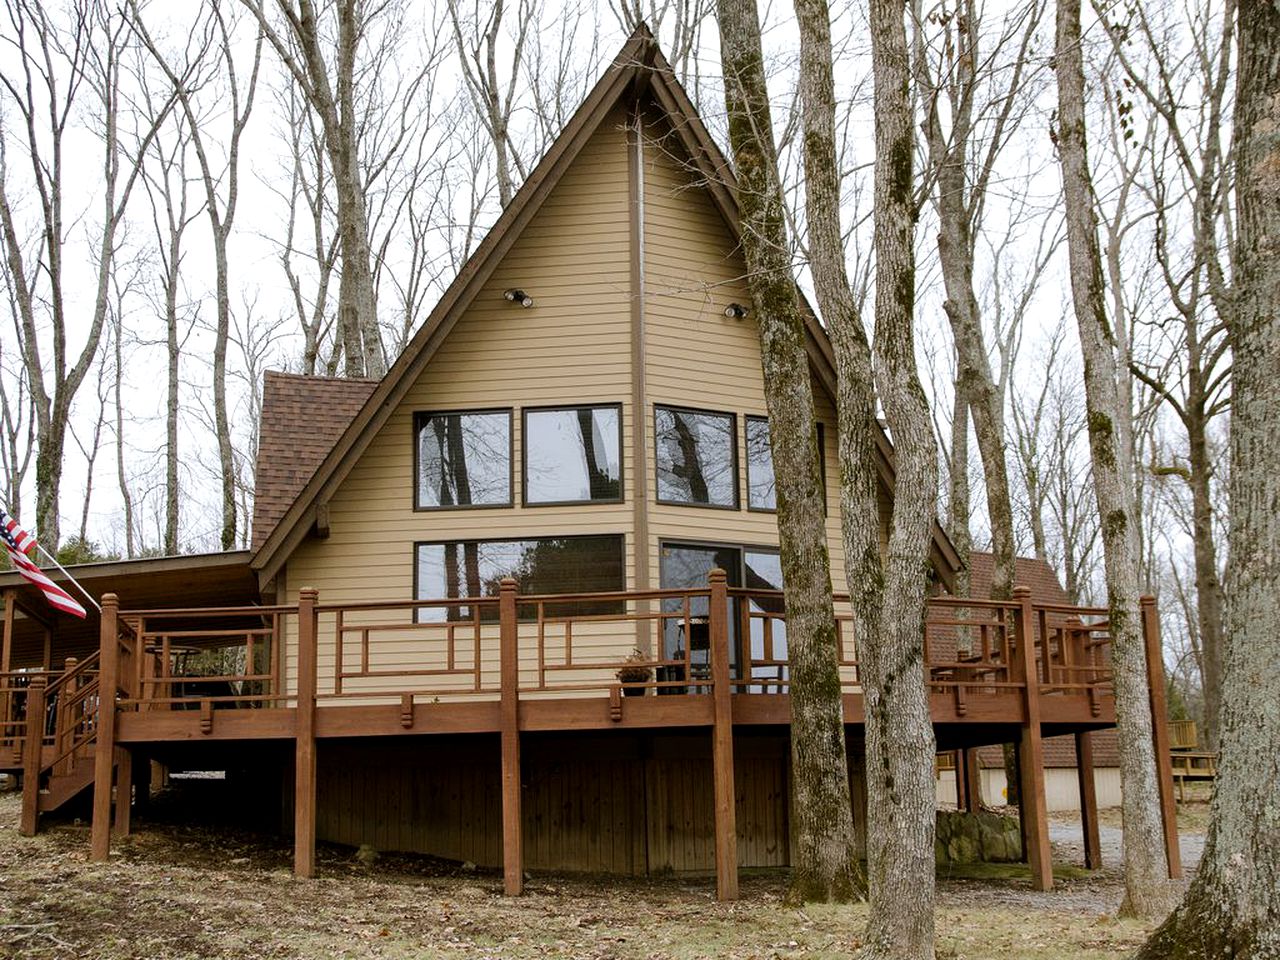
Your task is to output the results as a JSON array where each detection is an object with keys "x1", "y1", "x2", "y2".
[{"x1": 0, "y1": 791, "x2": 1197, "y2": 959}]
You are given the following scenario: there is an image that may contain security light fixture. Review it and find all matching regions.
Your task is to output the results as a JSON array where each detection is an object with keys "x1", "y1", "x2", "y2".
[
  {"x1": 504, "y1": 288, "x2": 535, "y2": 308},
  {"x1": 724, "y1": 302, "x2": 750, "y2": 320}
]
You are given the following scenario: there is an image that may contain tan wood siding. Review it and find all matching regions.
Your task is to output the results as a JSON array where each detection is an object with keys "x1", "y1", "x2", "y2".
[
  {"x1": 639, "y1": 112, "x2": 850, "y2": 596},
  {"x1": 278, "y1": 106, "x2": 879, "y2": 695}
]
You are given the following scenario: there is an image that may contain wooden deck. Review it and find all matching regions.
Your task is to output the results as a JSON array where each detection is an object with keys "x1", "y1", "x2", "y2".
[{"x1": 1, "y1": 574, "x2": 1180, "y2": 900}]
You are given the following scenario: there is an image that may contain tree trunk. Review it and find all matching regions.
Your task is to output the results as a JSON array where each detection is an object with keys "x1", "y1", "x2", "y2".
[
  {"x1": 947, "y1": 393, "x2": 971, "y2": 584},
  {"x1": 1185, "y1": 415, "x2": 1224, "y2": 752},
  {"x1": 717, "y1": 0, "x2": 861, "y2": 905},
  {"x1": 1138, "y1": 1, "x2": 1280, "y2": 951},
  {"x1": 857, "y1": 0, "x2": 940, "y2": 955},
  {"x1": 114, "y1": 310, "x2": 135, "y2": 560},
  {"x1": 1054, "y1": 0, "x2": 1175, "y2": 917},
  {"x1": 165, "y1": 227, "x2": 181, "y2": 556},
  {"x1": 242, "y1": 0, "x2": 386, "y2": 379}
]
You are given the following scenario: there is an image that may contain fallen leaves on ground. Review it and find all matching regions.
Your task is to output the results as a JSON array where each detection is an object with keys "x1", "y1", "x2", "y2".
[{"x1": 0, "y1": 794, "x2": 1169, "y2": 959}]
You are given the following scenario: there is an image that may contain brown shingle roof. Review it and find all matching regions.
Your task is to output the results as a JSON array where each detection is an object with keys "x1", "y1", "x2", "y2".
[
  {"x1": 251, "y1": 372, "x2": 378, "y2": 551},
  {"x1": 964, "y1": 552, "x2": 1073, "y2": 606}
]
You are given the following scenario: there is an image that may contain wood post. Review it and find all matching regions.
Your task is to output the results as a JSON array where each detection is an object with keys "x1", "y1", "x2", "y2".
[
  {"x1": 55, "y1": 658, "x2": 75, "y2": 776},
  {"x1": 1075, "y1": 731, "x2": 1102, "y2": 869},
  {"x1": 952, "y1": 750, "x2": 966, "y2": 809},
  {"x1": 1012, "y1": 586, "x2": 1052, "y2": 890},
  {"x1": 499, "y1": 577, "x2": 523, "y2": 896},
  {"x1": 960, "y1": 747, "x2": 982, "y2": 813},
  {"x1": 113, "y1": 747, "x2": 132, "y2": 837},
  {"x1": 1, "y1": 589, "x2": 13, "y2": 744},
  {"x1": 708, "y1": 568, "x2": 738, "y2": 901},
  {"x1": 19, "y1": 674, "x2": 47, "y2": 837},
  {"x1": 1141, "y1": 595, "x2": 1182, "y2": 879},
  {"x1": 294, "y1": 587, "x2": 318, "y2": 878},
  {"x1": 91, "y1": 594, "x2": 120, "y2": 861}
]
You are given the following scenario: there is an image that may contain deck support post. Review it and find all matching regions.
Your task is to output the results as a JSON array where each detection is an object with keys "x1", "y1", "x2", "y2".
[
  {"x1": 19, "y1": 674, "x2": 47, "y2": 836},
  {"x1": 1074, "y1": 731, "x2": 1102, "y2": 869},
  {"x1": 1141, "y1": 595, "x2": 1182, "y2": 879},
  {"x1": 952, "y1": 750, "x2": 966, "y2": 809},
  {"x1": 708, "y1": 568, "x2": 738, "y2": 901},
  {"x1": 91, "y1": 594, "x2": 120, "y2": 861},
  {"x1": 499, "y1": 577, "x2": 523, "y2": 896},
  {"x1": 113, "y1": 747, "x2": 132, "y2": 837},
  {"x1": 1013, "y1": 586, "x2": 1052, "y2": 890},
  {"x1": 960, "y1": 748, "x2": 982, "y2": 813},
  {"x1": 294, "y1": 587, "x2": 319, "y2": 879}
]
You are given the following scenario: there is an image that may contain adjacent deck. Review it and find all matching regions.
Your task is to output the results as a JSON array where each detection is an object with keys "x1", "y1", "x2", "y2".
[{"x1": 1, "y1": 574, "x2": 1181, "y2": 900}]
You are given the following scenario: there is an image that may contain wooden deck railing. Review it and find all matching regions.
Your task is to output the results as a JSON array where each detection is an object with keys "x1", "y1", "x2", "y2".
[{"x1": 100, "y1": 576, "x2": 1118, "y2": 715}]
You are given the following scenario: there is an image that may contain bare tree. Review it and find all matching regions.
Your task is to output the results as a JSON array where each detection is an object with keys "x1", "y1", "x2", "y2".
[
  {"x1": 716, "y1": 0, "x2": 860, "y2": 904},
  {"x1": 108, "y1": 259, "x2": 143, "y2": 560},
  {"x1": 1095, "y1": 0, "x2": 1234, "y2": 751},
  {"x1": 1054, "y1": 0, "x2": 1175, "y2": 916},
  {"x1": 1137, "y1": 0, "x2": 1280, "y2": 951},
  {"x1": 911, "y1": 0, "x2": 1046, "y2": 606},
  {"x1": 0, "y1": 0, "x2": 176, "y2": 546},
  {"x1": 0, "y1": 262, "x2": 34, "y2": 520},
  {"x1": 238, "y1": 0, "x2": 387, "y2": 378},
  {"x1": 137, "y1": 97, "x2": 203, "y2": 555},
  {"x1": 271, "y1": 76, "x2": 340, "y2": 375},
  {"x1": 799, "y1": 0, "x2": 946, "y2": 947},
  {"x1": 609, "y1": 0, "x2": 710, "y2": 90},
  {"x1": 131, "y1": 0, "x2": 264, "y2": 551},
  {"x1": 446, "y1": 0, "x2": 535, "y2": 208}
]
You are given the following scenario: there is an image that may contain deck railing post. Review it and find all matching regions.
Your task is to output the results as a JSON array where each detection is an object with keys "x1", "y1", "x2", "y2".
[
  {"x1": 19, "y1": 674, "x2": 47, "y2": 836},
  {"x1": 55, "y1": 658, "x2": 75, "y2": 776},
  {"x1": 1012, "y1": 586, "x2": 1052, "y2": 890},
  {"x1": 91, "y1": 593, "x2": 120, "y2": 861},
  {"x1": 1141, "y1": 595, "x2": 1182, "y2": 879},
  {"x1": 708, "y1": 568, "x2": 738, "y2": 901},
  {"x1": 499, "y1": 577, "x2": 523, "y2": 896},
  {"x1": 294, "y1": 587, "x2": 319, "y2": 879}
]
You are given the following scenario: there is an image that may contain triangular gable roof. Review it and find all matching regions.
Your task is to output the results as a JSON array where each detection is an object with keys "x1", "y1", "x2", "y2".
[{"x1": 251, "y1": 25, "x2": 960, "y2": 587}]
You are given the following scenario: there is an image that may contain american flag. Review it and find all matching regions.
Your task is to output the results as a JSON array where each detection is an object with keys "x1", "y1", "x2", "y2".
[{"x1": 0, "y1": 508, "x2": 86, "y2": 619}]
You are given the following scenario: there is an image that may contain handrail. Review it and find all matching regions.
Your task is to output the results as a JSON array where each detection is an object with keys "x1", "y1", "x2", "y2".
[{"x1": 103, "y1": 581, "x2": 1121, "y2": 710}]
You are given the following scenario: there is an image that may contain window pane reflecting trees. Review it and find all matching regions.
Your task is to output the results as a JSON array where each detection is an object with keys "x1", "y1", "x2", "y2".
[
  {"x1": 416, "y1": 411, "x2": 511, "y2": 508},
  {"x1": 655, "y1": 406, "x2": 737, "y2": 507},
  {"x1": 525, "y1": 406, "x2": 621, "y2": 504}
]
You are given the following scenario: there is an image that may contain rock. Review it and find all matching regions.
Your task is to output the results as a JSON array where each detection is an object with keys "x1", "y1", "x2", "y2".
[{"x1": 947, "y1": 833, "x2": 980, "y2": 864}]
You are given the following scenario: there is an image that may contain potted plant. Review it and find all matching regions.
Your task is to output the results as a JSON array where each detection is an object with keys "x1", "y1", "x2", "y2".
[{"x1": 616, "y1": 647, "x2": 652, "y2": 696}]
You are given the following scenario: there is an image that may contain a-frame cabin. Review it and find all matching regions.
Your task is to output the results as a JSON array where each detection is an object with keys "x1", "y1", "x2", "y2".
[{"x1": 0, "y1": 27, "x2": 1181, "y2": 899}]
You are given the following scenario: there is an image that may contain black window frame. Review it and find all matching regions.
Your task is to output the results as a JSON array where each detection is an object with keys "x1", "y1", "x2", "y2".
[
  {"x1": 743, "y1": 415, "x2": 827, "y2": 514},
  {"x1": 653, "y1": 404, "x2": 740, "y2": 510},
  {"x1": 412, "y1": 408, "x2": 515, "y2": 511},
  {"x1": 413, "y1": 533, "x2": 627, "y2": 623},
  {"x1": 520, "y1": 402, "x2": 625, "y2": 507}
]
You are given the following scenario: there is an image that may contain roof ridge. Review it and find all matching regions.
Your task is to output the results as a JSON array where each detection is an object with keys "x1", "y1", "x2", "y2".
[{"x1": 263, "y1": 369, "x2": 381, "y2": 385}]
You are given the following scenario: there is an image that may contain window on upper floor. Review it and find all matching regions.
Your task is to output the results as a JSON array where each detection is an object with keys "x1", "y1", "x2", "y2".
[
  {"x1": 415, "y1": 534, "x2": 626, "y2": 622},
  {"x1": 415, "y1": 410, "x2": 512, "y2": 509},
  {"x1": 744, "y1": 415, "x2": 826, "y2": 513},
  {"x1": 523, "y1": 404, "x2": 623, "y2": 505},
  {"x1": 654, "y1": 405, "x2": 738, "y2": 508}
]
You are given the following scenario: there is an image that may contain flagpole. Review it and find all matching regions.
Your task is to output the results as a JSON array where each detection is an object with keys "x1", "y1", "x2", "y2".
[
  {"x1": 0, "y1": 499, "x2": 101, "y2": 615},
  {"x1": 33, "y1": 542, "x2": 102, "y2": 614}
]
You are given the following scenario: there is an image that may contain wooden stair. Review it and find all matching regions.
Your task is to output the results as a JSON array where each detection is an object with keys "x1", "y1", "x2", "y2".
[
  {"x1": 16, "y1": 654, "x2": 104, "y2": 834},
  {"x1": 38, "y1": 748, "x2": 99, "y2": 813}
]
